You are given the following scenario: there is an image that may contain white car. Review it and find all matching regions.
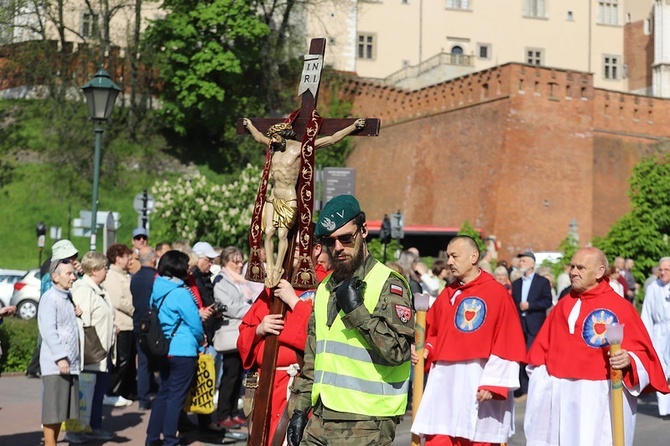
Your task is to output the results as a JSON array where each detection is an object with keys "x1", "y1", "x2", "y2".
[
  {"x1": 0, "y1": 269, "x2": 27, "y2": 308},
  {"x1": 10, "y1": 269, "x2": 41, "y2": 319}
]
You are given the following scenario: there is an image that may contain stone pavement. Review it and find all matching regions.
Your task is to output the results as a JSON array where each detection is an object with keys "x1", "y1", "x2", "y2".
[
  {"x1": 5, "y1": 372, "x2": 666, "y2": 446},
  {"x1": 0, "y1": 374, "x2": 412, "y2": 446},
  {"x1": 0, "y1": 374, "x2": 250, "y2": 446}
]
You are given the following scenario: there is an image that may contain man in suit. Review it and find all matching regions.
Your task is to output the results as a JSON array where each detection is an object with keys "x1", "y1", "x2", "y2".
[{"x1": 512, "y1": 251, "x2": 553, "y2": 398}]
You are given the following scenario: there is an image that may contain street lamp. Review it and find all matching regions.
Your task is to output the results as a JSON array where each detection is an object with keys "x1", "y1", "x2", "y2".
[{"x1": 82, "y1": 69, "x2": 121, "y2": 252}]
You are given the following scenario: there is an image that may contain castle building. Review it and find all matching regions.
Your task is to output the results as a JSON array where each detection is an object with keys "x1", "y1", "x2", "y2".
[{"x1": 306, "y1": 0, "x2": 664, "y2": 96}]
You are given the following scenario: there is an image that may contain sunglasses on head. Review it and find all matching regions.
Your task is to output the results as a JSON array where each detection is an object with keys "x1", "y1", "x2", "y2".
[
  {"x1": 55, "y1": 258, "x2": 73, "y2": 266},
  {"x1": 320, "y1": 230, "x2": 359, "y2": 247}
]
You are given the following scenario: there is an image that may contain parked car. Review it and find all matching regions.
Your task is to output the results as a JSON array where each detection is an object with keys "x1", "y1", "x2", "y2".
[
  {"x1": 10, "y1": 269, "x2": 41, "y2": 319},
  {"x1": 0, "y1": 269, "x2": 27, "y2": 307}
]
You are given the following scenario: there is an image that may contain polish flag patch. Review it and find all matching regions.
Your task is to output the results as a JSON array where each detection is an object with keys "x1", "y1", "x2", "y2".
[
  {"x1": 390, "y1": 284, "x2": 403, "y2": 296},
  {"x1": 395, "y1": 304, "x2": 412, "y2": 323}
]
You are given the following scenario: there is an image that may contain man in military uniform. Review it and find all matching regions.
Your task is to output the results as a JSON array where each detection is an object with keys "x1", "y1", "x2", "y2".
[{"x1": 286, "y1": 195, "x2": 415, "y2": 446}]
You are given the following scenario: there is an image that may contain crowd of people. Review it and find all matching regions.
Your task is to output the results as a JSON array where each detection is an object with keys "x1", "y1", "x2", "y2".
[
  {"x1": 30, "y1": 192, "x2": 670, "y2": 446},
  {"x1": 33, "y1": 230, "x2": 289, "y2": 445}
]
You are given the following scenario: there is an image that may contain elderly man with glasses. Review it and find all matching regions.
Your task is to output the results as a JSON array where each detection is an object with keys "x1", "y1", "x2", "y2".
[{"x1": 286, "y1": 194, "x2": 415, "y2": 446}]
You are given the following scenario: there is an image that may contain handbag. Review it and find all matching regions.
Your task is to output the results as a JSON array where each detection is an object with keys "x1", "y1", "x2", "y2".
[
  {"x1": 83, "y1": 326, "x2": 107, "y2": 365},
  {"x1": 184, "y1": 354, "x2": 216, "y2": 414},
  {"x1": 213, "y1": 317, "x2": 242, "y2": 352}
]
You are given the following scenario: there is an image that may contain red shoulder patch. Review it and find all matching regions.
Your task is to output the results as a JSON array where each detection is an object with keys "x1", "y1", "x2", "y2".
[
  {"x1": 390, "y1": 284, "x2": 403, "y2": 296},
  {"x1": 395, "y1": 304, "x2": 412, "y2": 323}
]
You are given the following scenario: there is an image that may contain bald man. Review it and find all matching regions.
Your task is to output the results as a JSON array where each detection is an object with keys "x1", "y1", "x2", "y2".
[
  {"x1": 411, "y1": 236, "x2": 526, "y2": 445},
  {"x1": 525, "y1": 247, "x2": 669, "y2": 446}
]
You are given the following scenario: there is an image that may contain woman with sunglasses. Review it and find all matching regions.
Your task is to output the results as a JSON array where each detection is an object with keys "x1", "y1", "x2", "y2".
[{"x1": 211, "y1": 246, "x2": 254, "y2": 429}]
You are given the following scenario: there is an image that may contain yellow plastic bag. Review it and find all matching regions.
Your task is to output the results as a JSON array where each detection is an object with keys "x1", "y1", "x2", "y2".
[{"x1": 184, "y1": 353, "x2": 216, "y2": 414}]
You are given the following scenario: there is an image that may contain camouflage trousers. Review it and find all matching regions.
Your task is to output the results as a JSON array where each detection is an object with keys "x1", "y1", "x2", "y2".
[{"x1": 300, "y1": 413, "x2": 397, "y2": 446}]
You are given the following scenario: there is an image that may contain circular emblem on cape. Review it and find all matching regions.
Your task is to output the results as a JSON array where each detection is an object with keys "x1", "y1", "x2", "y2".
[
  {"x1": 454, "y1": 297, "x2": 487, "y2": 332},
  {"x1": 582, "y1": 308, "x2": 619, "y2": 348}
]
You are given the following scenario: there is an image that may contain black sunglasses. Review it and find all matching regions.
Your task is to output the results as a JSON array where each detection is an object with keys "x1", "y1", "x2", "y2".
[
  {"x1": 320, "y1": 230, "x2": 359, "y2": 247},
  {"x1": 133, "y1": 235, "x2": 148, "y2": 241}
]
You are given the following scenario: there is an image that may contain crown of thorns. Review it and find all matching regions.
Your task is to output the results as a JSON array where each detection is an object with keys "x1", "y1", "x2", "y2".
[{"x1": 266, "y1": 122, "x2": 293, "y2": 137}]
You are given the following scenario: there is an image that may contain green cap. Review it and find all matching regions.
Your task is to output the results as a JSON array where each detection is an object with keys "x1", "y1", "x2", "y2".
[{"x1": 315, "y1": 195, "x2": 361, "y2": 237}]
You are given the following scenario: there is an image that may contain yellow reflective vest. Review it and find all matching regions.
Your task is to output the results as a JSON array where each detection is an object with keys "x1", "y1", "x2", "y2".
[{"x1": 311, "y1": 262, "x2": 410, "y2": 416}]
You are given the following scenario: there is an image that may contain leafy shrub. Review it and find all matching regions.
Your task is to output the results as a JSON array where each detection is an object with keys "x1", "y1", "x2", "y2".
[
  {"x1": 368, "y1": 238, "x2": 404, "y2": 264},
  {"x1": 151, "y1": 164, "x2": 260, "y2": 250},
  {"x1": 0, "y1": 317, "x2": 38, "y2": 374}
]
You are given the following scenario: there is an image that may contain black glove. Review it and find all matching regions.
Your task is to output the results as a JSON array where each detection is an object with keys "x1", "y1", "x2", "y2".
[
  {"x1": 335, "y1": 278, "x2": 366, "y2": 314},
  {"x1": 286, "y1": 410, "x2": 308, "y2": 446}
]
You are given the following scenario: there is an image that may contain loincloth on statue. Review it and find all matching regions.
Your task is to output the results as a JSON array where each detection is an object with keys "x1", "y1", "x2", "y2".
[{"x1": 262, "y1": 197, "x2": 298, "y2": 230}]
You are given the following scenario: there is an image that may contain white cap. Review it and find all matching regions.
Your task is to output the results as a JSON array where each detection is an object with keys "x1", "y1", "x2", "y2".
[
  {"x1": 51, "y1": 239, "x2": 78, "y2": 261},
  {"x1": 192, "y1": 241, "x2": 218, "y2": 259}
]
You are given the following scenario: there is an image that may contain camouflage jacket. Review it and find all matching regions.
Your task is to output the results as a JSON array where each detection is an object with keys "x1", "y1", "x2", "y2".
[{"x1": 290, "y1": 254, "x2": 415, "y2": 420}]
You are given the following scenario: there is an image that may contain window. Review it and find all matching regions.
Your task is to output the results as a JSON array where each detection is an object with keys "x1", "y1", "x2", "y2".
[
  {"x1": 82, "y1": 13, "x2": 99, "y2": 38},
  {"x1": 357, "y1": 33, "x2": 376, "y2": 60},
  {"x1": 451, "y1": 45, "x2": 464, "y2": 55},
  {"x1": 524, "y1": 0, "x2": 546, "y2": 18},
  {"x1": 446, "y1": 0, "x2": 469, "y2": 10},
  {"x1": 644, "y1": 18, "x2": 652, "y2": 36},
  {"x1": 598, "y1": 0, "x2": 618, "y2": 25},
  {"x1": 603, "y1": 55, "x2": 620, "y2": 80},
  {"x1": 477, "y1": 43, "x2": 491, "y2": 59},
  {"x1": 526, "y1": 48, "x2": 544, "y2": 66}
]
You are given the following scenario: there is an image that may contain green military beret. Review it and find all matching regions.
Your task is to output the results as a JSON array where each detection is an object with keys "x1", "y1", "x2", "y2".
[{"x1": 315, "y1": 194, "x2": 361, "y2": 237}]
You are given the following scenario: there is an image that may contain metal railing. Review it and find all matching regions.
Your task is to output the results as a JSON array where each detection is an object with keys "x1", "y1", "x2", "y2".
[{"x1": 384, "y1": 52, "x2": 473, "y2": 85}]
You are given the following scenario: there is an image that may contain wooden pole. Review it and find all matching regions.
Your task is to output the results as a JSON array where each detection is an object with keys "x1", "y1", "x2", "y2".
[
  {"x1": 248, "y1": 231, "x2": 295, "y2": 446},
  {"x1": 411, "y1": 293, "x2": 430, "y2": 446},
  {"x1": 610, "y1": 342, "x2": 625, "y2": 446},
  {"x1": 607, "y1": 323, "x2": 625, "y2": 446}
]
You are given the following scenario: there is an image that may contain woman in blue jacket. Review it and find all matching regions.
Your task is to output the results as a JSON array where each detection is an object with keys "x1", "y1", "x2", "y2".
[{"x1": 146, "y1": 250, "x2": 204, "y2": 446}]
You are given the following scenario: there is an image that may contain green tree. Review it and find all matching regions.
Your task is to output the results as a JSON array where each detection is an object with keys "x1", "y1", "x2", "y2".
[
  {"x1": 544, "y1": 232, "x2": 579, "y2": 280},
  {"x1": 457, "y1": 221, "x2": 485, "y2": 251},
  {"x1": 142, "y1": 0, "x2": 270, "y2": 172},
  {"x1": 593, "y1": 153, "x2": 670, "y2": 289}
]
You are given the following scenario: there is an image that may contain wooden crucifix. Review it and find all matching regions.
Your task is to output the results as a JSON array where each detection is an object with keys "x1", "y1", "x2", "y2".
[{"x1": 237, "y1": 38, "x2": 379, "y2": 446}]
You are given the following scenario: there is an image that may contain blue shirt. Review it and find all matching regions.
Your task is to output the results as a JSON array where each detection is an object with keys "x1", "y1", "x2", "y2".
[{"x1": 521, "y1": 272, "x2": 535, "y2": 316}]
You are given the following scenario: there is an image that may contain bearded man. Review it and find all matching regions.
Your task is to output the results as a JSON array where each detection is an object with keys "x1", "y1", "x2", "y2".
[{"x1": 285, "y1": 194, "x2": 414, "y2": 446}]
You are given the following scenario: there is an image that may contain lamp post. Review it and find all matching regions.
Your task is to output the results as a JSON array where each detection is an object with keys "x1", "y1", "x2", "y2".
[{"x1": 82, "y1": 69, "x2": 121, "y2": 252}]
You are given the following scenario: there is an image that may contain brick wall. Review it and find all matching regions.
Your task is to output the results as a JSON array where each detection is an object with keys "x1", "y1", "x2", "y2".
[
  {"x1": 624, "y1": 21, "x2": 653, "y2": 95},
  {"x1": 340, "y1": 63, "x2": 670, "y2": 258}
]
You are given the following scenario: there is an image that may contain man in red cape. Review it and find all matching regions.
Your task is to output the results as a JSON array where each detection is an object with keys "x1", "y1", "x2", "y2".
[
  {"x1": 411, "y1": 236, "x2": 526, "y2": 445},
  {"x1": 524, "y1": 247, "x2": 670, "y2": 446},
  {"x1": 237, "y1": 245, "x2": 330, "y2": 445}
]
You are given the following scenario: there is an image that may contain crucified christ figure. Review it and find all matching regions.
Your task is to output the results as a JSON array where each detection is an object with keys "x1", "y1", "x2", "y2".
[{"x1": 243, "y1": 117, "x2": 365, "y2": 288}]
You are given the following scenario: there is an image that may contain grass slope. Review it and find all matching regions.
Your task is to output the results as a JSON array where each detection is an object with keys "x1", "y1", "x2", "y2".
[{"x1": 1, "y1": 162, "x2": 163, "y2": 269}]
